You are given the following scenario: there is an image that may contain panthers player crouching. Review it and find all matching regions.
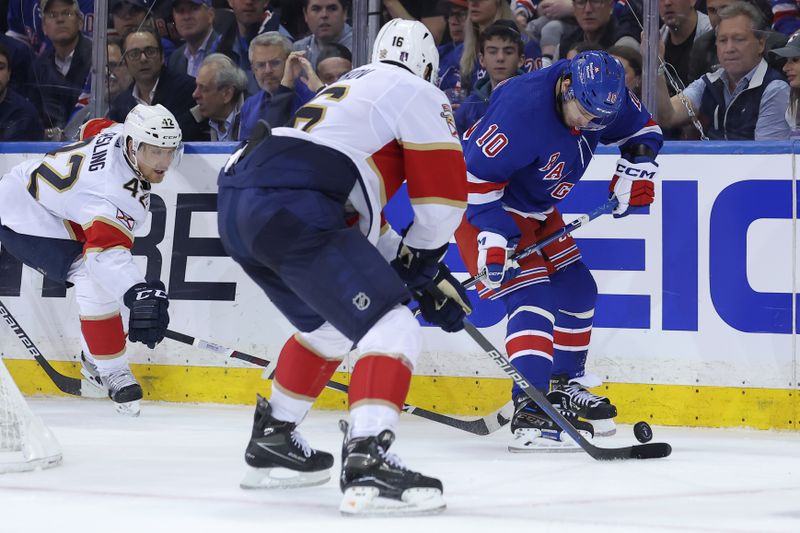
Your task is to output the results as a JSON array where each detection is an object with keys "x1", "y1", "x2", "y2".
[{"x1": 0, "y1": 104, "x2": 182, "y2": 416}]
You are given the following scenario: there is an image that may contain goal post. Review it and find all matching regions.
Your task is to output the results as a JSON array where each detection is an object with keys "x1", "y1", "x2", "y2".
[{"x1": 0, "y1": 357, "x2": 62, "y2": 473}]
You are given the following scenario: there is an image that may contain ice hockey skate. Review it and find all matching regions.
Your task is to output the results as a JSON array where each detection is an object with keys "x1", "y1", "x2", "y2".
[
  {"x1": 339, "y1": 420, "x2": 445, "y2": 517},
  {"x1": 549, "y1": 374, "x2": 617, "y2": 436},
  {"x1": 99, "y1": 367, "x2": 142, "y2": 417},
  {"x1": 240, "y1": 395, "x2": 333, "y2": 489},
  {"x1": 508, "y1": 392, "x2": 594, "y2": 452}
]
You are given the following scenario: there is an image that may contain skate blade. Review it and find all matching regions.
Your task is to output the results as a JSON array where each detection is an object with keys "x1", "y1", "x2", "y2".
[
  {"x1": 340, "y1": 486, "x2": 445, "y2": 517},
  {"x1": 239, "y1": 466, "x2": 330, "y2": 489},
  {"x1": 113, "y1": 399, "x2": 141, "y2": 417},
  {"x1": 588, "y1": 418, "x2": 616, "y2": 437},
  {"x1": 508, "y1": 428, "x2": 592, "y2": 453}
]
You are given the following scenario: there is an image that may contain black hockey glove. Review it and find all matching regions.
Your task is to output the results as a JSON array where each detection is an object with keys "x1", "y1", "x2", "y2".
[
  {"x1": 123, "y1": 281, "x2": 170, "y2": 349},
  {"x1": 390, "y1": 241, "x2": 449, "y2": 293},
  {"x1": 416, "y1": 265, "x2": 472, "y2": 333}
]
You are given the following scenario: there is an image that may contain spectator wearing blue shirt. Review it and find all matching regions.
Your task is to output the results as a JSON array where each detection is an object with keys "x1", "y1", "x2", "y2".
[
  {"x1": 213, "y1": 0, "x2": 290, "y2": 96},
  {"x1": 239, "y1": 32, "x2": 319, "y2": 140},
  {"x1": 168, "y1": 0, "x2": 220, "y2": 78},
  {"x1": 455, "y1": 20, "x2": 525, "y2": 134},
  {"x1": 437, "y1": 0, "x2": 467, "y2": 96},
  {"x1": 0, "y1": 42, "x2": 43, "y2": 140}
]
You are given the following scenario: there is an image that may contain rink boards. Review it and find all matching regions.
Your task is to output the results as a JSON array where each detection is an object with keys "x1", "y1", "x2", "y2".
[{"x1": 0, "y1": 141, "x2": 798, "y2": 430}]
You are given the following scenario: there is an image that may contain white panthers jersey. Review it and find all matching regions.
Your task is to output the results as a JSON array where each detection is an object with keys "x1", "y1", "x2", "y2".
[
  {"x1": 0, "y1": 125, "x2": 148, "y2": 301},
  {"x1": 271, "y1": 62, "x2": 467, "y2": 252}
]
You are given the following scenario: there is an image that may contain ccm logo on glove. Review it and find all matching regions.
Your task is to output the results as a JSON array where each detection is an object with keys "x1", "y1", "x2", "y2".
[
  {"x1": 133, "y1": 288, "x2": 167, "y2": 301},
  {"x1": 609, "y1": 158, "x2": 658, "y2": 218}
]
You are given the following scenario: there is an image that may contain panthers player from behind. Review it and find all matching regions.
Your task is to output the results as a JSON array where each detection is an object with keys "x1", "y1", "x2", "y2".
[
  {"x1": 218, "y1": 20, "x2": 469, "y2": 516},
  {"x1": 455, "y1": 51, "x2": 663, "y2": 451},
  {"x1": 0, "y1": 104, "x2": 181, "y2": 416}
]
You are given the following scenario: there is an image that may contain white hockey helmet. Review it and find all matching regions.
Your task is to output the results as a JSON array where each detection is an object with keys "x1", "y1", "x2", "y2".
[
  {"x1": 124, "y1": 104, "x2": 183, "y2": 149},
  {"x1": 371, "y1": 19, "x2": 439, "y2": 84},
  {"x1": 123, "y1": 104, "x2": 183, "y2": 173}
]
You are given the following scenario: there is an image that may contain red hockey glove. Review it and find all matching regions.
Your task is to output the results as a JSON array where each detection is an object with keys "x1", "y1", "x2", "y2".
[{"x1": 609, "y1": 158, "x2": 658, "y2": 218}]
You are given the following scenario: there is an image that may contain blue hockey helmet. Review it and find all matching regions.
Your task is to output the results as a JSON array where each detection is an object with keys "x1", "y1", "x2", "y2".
[{"x1": 563, "y1": 51, "x2": 626, "y2": 131}]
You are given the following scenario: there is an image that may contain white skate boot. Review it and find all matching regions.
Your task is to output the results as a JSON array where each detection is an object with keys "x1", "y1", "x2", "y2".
[{"x1": 99, "y1": 368, "x2": 143, "y2": 417}]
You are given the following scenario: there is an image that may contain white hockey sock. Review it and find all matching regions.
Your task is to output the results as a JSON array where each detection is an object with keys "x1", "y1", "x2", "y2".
[
  {"x1": 269, "y1": 386, "x2": 313, "y2": 424},
  {"x1": 92, "y1": 353, "x2": 130, "y2": 375},
  {"x1": 349, "y1": 404, "x2": 399, "y2": 439}
]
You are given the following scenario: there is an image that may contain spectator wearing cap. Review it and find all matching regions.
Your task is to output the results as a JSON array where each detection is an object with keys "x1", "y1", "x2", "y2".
[
  {"x1": 109, "y1": 27, "x2": 209, "y2": 140},
  {"x1": 238, "y1": 32, "x2": 319, "y2": 139},
  {"x1": 556, "y1": 0, "x2": 640, "y2": 60},
  {"x1": 770, "y1": 28, "x2": 800, "y2": 136},
  {"x1": 29, "y1": 0, "x2": 92, "y2": 140},
  {"x1": 437, "y1": 0, "x2": 467, "y2": 94},
  {"x1": 455, "y1": 20, "x2": 525, "y2": 134},
  {"x1": 653, "y1": 1, "x2": 790, "y2": 140},
  {"x1": 191, "y1": 53, "x2": 247, "y2": 140},
  {"x1": 168, "y1": 0, "x2": 220, "y2": 77},
  {"x1": 110, "y1": 0, "x2": 177, "y2": 60},
  {"x1": 292, "y1": 0, "x2": 352, "y2": 69},
  {"x1": 315, "y1": 42, "x2": 351, "y2": 85},
  {"x1": 0, "y1": 42, "x2": 44, "y2": 140}
]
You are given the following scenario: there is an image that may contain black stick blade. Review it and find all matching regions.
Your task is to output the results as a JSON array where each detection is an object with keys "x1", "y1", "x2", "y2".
[{"x1": 629, "y1": 442, "x2": 672, "y2": 459}]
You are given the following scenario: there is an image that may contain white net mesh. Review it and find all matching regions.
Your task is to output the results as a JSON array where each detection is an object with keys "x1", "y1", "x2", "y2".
[{"x1": 0, "y1": 357, "x2": 62, "y2": 473}]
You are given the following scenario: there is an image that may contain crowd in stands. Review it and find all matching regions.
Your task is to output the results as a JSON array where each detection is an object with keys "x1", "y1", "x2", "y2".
[{"x1": 2, "y1": 0, "x2": 800, "y2": 141}]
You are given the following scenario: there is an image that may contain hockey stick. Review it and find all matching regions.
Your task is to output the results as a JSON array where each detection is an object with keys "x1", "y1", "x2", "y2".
[
  {"x1": 462, "y1": 198, "x2": 619, "y2": 290},
  {"x1": 0, "y1": 298, "x2": 84, "y2": 396},
  {"x1": 461, "y1": 320, "x2": 671, "y2": 460},
  {"x1": 164, "y1": 328, "x2": 512, "y2": 436}
]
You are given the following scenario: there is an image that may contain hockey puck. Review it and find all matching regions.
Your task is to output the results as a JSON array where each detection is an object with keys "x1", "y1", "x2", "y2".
[{"x1": 633, "y1": 421, "x2": 653, "y2": 443}]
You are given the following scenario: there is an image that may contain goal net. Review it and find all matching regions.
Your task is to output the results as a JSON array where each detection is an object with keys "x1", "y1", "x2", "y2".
[{"x1": 0, "y1": 357, "x2": 62, "y2": 473}]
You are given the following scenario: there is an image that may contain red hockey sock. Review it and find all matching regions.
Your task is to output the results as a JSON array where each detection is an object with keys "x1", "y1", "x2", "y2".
[
  {"x1": 348, "y1": 354, "x2": 412, "y2": 411},
  {"x1": 80, "y1": 313, "x2": 126, "y2": 360},
  {"x1": 273, "y1": 335, "x2": 341, "y2": 400}
]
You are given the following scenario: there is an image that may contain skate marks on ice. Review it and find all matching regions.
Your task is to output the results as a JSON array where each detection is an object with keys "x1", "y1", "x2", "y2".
[{"x1": 0, "y1": 399, "x2": 798, "y2": 532}]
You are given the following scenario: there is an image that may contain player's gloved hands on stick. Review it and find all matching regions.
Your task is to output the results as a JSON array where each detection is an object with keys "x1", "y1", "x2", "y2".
[
  {"x1": 417, "y1": 265, "x2": 472, "y2": 332},
  {"x1": 609, "y1": 158, "x2": 658, "y2": 218},
  {"x1": 477, "y1": 231, "x2": 519, "y2": 289},
  {"x1": 391, "y1": 241, "x2": 448, "y2": 293},
  {"x1": 124, "y1": 281, "x2": 170, "y2": 349}
]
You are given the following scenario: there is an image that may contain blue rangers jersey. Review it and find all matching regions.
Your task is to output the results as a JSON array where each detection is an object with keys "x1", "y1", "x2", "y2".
[{"x1": 463, "y1": 59, "x2": 663, "y2": 240}]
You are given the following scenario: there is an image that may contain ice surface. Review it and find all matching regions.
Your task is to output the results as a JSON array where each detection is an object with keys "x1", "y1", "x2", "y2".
[{"x1": 1, "y1": 398, "x2": 799, "y2": 533}]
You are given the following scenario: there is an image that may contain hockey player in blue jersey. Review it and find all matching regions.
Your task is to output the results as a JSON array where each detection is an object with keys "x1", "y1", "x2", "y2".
[{"x1": 455, "y1": 50, "x2": 663, "y2": 451}]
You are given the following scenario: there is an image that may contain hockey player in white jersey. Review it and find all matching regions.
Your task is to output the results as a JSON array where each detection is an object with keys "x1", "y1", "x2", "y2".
[
  {"x1": 218, "y1": 20, "x2": 469, "y2": 515},
  {"x1": 0, "y1": 104, "x2": 181, "y2": 416}
]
